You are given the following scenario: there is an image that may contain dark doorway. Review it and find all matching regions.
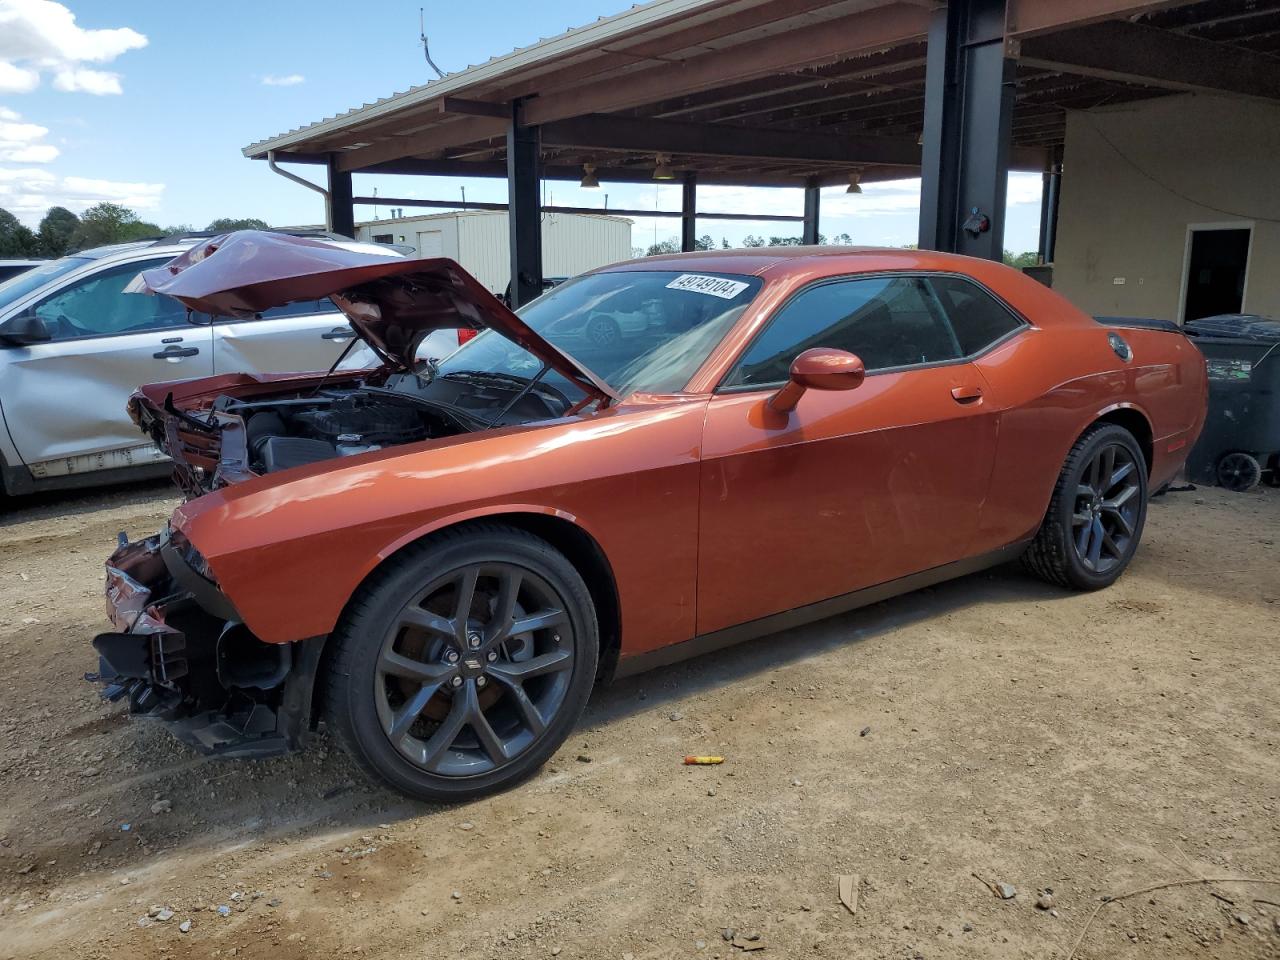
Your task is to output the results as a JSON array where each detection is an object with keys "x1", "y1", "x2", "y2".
[{"x1": 1183, "y1": 227, "x2": 1250, "y2": 323}]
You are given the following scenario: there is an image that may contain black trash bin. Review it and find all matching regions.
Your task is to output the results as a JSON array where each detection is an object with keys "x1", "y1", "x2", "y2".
[{"x1": 1184, "y1": 314, "x2": 1280, "y2": 491}]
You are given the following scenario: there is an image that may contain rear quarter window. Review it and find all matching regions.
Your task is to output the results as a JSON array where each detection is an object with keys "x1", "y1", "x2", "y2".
[{"x1": 928, "y1": 276, "x2": 1025, "y2": 356}]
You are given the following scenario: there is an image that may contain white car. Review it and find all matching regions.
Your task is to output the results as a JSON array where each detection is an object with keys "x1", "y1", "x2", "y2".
[{"x1": 0, "y1": 232, "x2": 467, "y2": 499}]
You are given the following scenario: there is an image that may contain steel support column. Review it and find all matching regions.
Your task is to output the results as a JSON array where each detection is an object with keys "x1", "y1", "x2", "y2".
[
  {"x1": 507, "y1": 101, "x2": 544, "y2": 308},
  {"x1": 918, "y1": 0, "x2": 1015, "y2": 260},
  {"x1": 802, "y1": 177, "x2": 821, "y2": 245},
  {"x1": 325, "y1": 153, "x2": 355, "y2": 238},
  {"x1": 1037, "y1": 158, "x2": 1062, "y2": 263},
  {"x1": 680, "y1": 172, "x2": 698, "y2": 252}
]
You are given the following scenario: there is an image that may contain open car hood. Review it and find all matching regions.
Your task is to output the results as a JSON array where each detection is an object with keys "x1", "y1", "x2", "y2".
[{"x1": 130, "y1": 230, "x2": 616, "y2": 402}]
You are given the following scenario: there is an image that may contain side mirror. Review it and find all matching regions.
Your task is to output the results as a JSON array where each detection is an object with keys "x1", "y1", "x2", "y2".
[
  {"x1": 769, "y1": 347, "x2": 865, "y2": 414},
  {"x1": 0, "y1": 310, "x2": 52, "y2": 346}
]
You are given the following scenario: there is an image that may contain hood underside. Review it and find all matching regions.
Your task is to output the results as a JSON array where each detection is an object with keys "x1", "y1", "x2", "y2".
[{"x1": 130, "y1": 230, "x2": 614, "y2": 402}]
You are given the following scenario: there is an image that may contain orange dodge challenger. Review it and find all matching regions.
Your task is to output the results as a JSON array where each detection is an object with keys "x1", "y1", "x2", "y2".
[{"x1": 92, "y1": 231, "x2": 1207, "y2": 801}]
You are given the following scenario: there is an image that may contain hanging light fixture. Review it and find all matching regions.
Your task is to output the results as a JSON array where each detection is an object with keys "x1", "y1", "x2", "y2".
[
  {"x1": 580, "y1": 163, "x2": 600, "y2": 189},
  {"x1": 846, "y1": 170, "x2": 863, "y2": 194},
  {"x1": 653, "y1": 153, "x2": 675, "y2": 181}
]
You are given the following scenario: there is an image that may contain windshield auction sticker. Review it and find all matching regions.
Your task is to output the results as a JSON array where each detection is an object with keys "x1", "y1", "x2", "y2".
[{"x1": 666, "y1": 274, "x2": 750, "y2": 299}]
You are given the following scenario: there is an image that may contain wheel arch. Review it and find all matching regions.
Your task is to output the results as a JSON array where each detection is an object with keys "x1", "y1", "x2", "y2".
[
  {"x1": 1089, "y1": 402, "x2": 1154, "y2": 475},
  {"x1": 310, "y1": 505, "x2": 623, "y2": 725}
]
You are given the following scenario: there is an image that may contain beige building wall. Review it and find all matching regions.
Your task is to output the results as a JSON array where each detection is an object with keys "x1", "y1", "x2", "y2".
[{"x1": 1053, "y1": 94, "x2": 1280, "y2": 322}]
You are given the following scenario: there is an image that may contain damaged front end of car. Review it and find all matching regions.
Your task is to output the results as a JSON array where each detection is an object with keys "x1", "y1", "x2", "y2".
[{"x1": 88, "y1": 525, "x2": 323, "y2": 758}]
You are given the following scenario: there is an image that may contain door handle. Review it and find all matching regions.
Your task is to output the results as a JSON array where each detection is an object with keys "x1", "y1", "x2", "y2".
[
  {"x1": 154, "y1": 346, "x2": 200, "y2": 359},
  {"x1": 321, "y1": 326, "x2": 355, "y2": 340},
  {"x1": 951, "y1": 384, "x2": 983, "y2": 403}
]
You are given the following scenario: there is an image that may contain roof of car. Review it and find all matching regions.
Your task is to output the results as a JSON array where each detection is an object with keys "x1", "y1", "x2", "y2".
[{"x1": 599, "y1": 245, "x2": 994, "y2": 278}]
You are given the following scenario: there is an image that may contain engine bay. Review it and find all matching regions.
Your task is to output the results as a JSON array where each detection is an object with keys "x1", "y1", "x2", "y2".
[{"x1": 161, "y1": 368, "x2": 575, "y2": 488}]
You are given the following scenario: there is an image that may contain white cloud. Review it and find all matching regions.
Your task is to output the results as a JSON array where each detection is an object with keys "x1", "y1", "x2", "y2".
[
  {"x1": 262, "y1": 73, "x2": 305, "y2": 87},
  {"x1": 0, "y1": 106, "x2": 58, "y2": 162},
  {"x1": 52, "y1": 67, "x2": 122, "y2": 95},
  {"x1": 0, "y1": 1, "x2": 147, "y2": 96},
  {"x1": 0, "y1": 59, "x2": 38, "y2": 93},
  {"x1": 0, "y1": 165, "x2": 163, "y2": 221}
]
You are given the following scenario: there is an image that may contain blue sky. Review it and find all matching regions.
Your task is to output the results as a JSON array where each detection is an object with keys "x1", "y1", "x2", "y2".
[{"x1": 0, "y1": 0, "x2": 1045, "y2": 252}]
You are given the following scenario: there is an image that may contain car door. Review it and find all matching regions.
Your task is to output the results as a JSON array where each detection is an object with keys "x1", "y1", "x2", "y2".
[
  {"x1": 210, "y1": 298, "x2": 359, "y2": 374},
  {"x1": 0, "y1": 256, "x2": 213, "y2": 478},
  {"x1": 695, "y1": 274, "x2": 1000, "y2": 636}
]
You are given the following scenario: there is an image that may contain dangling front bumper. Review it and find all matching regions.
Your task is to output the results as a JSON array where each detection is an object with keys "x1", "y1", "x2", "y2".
[{"x1": 88, "y1": 528, "x2": 323, "y2": 759}]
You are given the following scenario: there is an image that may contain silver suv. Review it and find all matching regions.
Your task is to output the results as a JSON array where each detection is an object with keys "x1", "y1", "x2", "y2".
[{"x1": 0, "y1": 232, "x2": 405, "y2": 498}]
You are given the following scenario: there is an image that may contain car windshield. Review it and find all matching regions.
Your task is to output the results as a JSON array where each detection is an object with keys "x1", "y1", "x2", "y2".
[
  {"x1": 435, "y1": 270, "x2": 762, "y2": 398},
  {"x1": 0, "y1": 257, "x2": 94, "y2": 311}
]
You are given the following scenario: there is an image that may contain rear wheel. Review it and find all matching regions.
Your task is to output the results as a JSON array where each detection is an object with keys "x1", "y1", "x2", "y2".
[
  {"x1": 1216, "y1": 451, "x2": 1261, "y2": 492},
  {"x1": 1023, "y1": 423, "x2": 1148, "y2": 590},
  {"x1": 325, "y1": 524, "x2": 597, "y2": 802}
]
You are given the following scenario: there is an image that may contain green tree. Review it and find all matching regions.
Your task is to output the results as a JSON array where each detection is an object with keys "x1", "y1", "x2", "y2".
[
  {"x1": 693, "y1": 233, "x2": 715, "y2": 251},
  {"x1": 0, "y1": 207, "x2": 41, "y2": 257},
  {"x1": 741, "y1": 235, "x2": 766, "y2": 248},
  {"x1": 69, "y1": 202, "x2": 163, "y2": 250},
  {"x1": 645, "y1": 238, "x2": 679, "y2": 256},
  {"x1": 37, "y1": 206, "x2": 80, "y2": 257},
  {"x1": 207, "y1": 217, "x2": 269, "y2": 232},
  {"x1": 1004, "y1": 250, "x2": 1039, "y2": 269}
]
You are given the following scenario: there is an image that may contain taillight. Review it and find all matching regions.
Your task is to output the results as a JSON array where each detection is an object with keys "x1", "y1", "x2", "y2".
[{"x1": 457, "y1": 328, "x2": 478, "y2": 345}]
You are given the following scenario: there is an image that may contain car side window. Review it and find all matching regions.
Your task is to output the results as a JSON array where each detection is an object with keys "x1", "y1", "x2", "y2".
[
  {"x1": 33, "y1": 259, "x2": 189, "y2": 341},
  {"x1": 261, "y1": 298, "x2": 334, "y2": 320},
  {"x1": 927, "y1": 276, "x2": 1025, "y2": 355},
  {"x1": 724, "y1": 276, "x2": 962, "y2": 387}
]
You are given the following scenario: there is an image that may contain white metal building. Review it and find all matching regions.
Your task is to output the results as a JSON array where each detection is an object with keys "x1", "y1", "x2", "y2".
[{"x1": 356, "y1": 210, "x2": 633, "y2": 296}]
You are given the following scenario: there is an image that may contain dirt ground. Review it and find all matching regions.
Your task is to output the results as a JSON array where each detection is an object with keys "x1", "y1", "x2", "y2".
[{"x1": 0, "y1": 479, "x2": 1277, "y2": 960}]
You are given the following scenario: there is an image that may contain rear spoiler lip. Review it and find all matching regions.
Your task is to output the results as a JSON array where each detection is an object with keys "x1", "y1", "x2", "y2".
[{"x1": 1093, "y1": 316, "x2": 1184, "y2": 334}]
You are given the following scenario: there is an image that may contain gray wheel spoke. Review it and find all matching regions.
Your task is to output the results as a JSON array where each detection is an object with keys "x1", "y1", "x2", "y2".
[
  {"x1": 510, "y1": 608, "x2": 567, "y2": 636},
  {"x1": 452, "y1": 568, "x2": 479, "y2": 640},
  {"x1": 379, "y1": 650, "x2": 453, "y2": 684},
  {"x1": 1076, "y1": 517, "x2": 1093, "y2": 555},
  {"x1": 468, "y1": 699, "x2": 510, "y2": 764},
  {"x1": 1104, "y1": 484, "x2": 1137, "y2": 512},
  {"x1": 489, "y1": 648, "x2": 572, "y2": 681},
  {"x1": 487, "y1": 569, "x2": 523, "y2": 643},
  {"x1": 1076, "y1": 483, "x2": 1095, "y2": 499},
  {"x1": 387, "y1": 681, "x2": 444, "y2": 742},
  {"x1": 492, "y1": 673, "x2": 547, "y2": 736},
  {"x1": 1072, "y1": 510, "x2": 1091, "y2": 527},
  {"x1": 399, "y1": 606, "x2": 456, "y2": 639},
  {"x1": 1100, "y1": 447, "x2": 1116, "y2": 492},
  {"x1": 1101, "y1": 529, "x2": 1121, "y2": 559},
  {"x1": 1107, "y1": 460, "x2": 1134, "y2": 490},
  {"x1": 1087, "y1": 517, "x2": 1105, "y2": 568},
  {"x1": 421, "y1": 688, "x2": 471, "y2": 770}
]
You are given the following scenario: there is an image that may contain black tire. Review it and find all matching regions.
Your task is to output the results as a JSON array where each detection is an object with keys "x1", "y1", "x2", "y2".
[
  {"x1": 1216, "y1": 451, "x2": 1261, "y2": 492},
  {"x1": 324, "y1": 523, "x2": 598, "y2": 802},
  {"x1": 1023, "y1": 423, "x2": 1149, "y2": 591}
]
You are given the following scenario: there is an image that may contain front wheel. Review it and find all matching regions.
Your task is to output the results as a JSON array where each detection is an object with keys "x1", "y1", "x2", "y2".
[
  {"x1": 1023, "y1": 423, "x2": 1148, "y2": 590},
  {"x1": 324, "y1": 524, "x2": 598, "y2": 802}
]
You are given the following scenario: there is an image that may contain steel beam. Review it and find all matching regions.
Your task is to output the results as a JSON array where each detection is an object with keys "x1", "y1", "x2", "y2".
[
  {"x1": 1005, "y1": 0, "x2": 1185, "y2": 38},
  {"x1": 507, "y1": 102, "x2": 543, "y2": 309},
  {"x1": 1037, "y1": 159, "x2": 1062, "y2": 263},
  {"x1": 325, "y1": 153, "x2": 355, "y2": 238},
  {"x1": 680, "y1": 172, "x2": 697, "y2": 252},
  {"x1": 918, "y1": 0, "x2": 1016, "y2": 261},
  {"x1": 802, "y1": 178, "x2": 821, "y2": 245},
  {"x1": 353, "y1": 196, "x2": 804, "y2": 223},
  {"x1": 541, "y1": 112, "x2": 924, "y2": 168},
  {"x1": 1017, "y1": 20, "x2": 1280, "y2": 101},
  {"x1": 522, "y1": 5, "x2": 933, "y2": 126}
]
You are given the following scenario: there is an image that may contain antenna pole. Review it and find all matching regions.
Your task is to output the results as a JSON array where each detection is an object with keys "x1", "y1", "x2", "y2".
[{"x1": 420, "y1": 7, "x2": 445, "y2": 79}]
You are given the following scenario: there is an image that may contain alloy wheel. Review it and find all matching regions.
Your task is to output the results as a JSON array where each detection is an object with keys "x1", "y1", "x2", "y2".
[
  {"x1": 1217, "y1": 452, "x2": 1261, "y2": 492},
  {"x1": 1071, "y1": 442, "x2": 1142, "y2": 574},
  {"x1": 373, "y1": 563, "x2": 574, "y2": 777}
]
